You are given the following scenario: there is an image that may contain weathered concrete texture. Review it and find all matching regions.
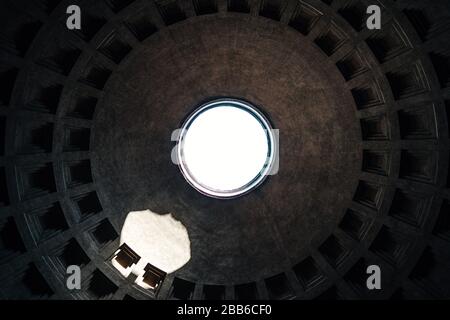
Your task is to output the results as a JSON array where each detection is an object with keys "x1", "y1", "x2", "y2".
[{"x1": 92, "y1": 15, "x2": 362, "y2": 284}]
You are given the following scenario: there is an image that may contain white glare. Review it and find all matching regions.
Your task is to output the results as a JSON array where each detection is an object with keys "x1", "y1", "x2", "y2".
[
  {"x1": 112, "y1": 210, "x2": 191, "y2": 288},
  {"x1": 182, "y1": 106, "x2": 269, "y2": 192}
]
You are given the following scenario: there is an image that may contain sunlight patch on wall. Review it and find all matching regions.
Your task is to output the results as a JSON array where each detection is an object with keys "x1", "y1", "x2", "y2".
[{"x1": 112, "y1": 210, "x2": 191, "y2": 289}]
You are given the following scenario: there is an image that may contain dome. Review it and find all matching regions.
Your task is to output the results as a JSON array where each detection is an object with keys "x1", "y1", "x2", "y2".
[{"x1": 0, "y1": 0, "x2": 449, "y2": 301}]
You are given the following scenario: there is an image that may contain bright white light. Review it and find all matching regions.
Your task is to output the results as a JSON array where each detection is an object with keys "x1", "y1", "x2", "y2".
[
  {"x1": 112, "y1": 210, "x2": 191, "y2": 288},
  {"x1": 183, "y1": 107, "x2": 268, "y2": 190},
  {"x1": 178, "y1": 100, "x2": 275, "y2": 198}
]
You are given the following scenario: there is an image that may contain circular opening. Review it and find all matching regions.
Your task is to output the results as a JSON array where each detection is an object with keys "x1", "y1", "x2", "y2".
[{"x1": 177, "y1": 99, "x2": 276, "y2": 199}]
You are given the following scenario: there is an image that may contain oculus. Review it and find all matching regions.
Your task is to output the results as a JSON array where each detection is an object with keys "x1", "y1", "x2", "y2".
[{"x1": 177, "y1": 99, "x2": 276, "y2": 199}]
